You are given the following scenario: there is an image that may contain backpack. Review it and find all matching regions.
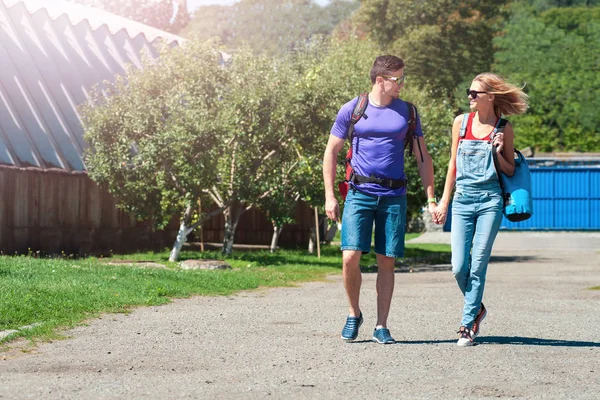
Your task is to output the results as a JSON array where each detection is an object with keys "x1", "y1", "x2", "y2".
[
  {"x1": 459, "y1": 114, "x2": 534, "y2": 222},
  {"x1": 337, "y1": 94, "x2": 423, "y2": 200}
]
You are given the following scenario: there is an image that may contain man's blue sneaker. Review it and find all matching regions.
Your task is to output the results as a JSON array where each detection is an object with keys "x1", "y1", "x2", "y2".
[
  {"x1": 372, "y1": 327, "x2": 395, "y2": 344},
  {"x1": 341, "y1": 313, "x2": 363, "y2": 341}
]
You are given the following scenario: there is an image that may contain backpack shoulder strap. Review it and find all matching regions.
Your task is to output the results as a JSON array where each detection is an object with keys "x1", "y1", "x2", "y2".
[
  {"x1": 346, "y1": 93, "x2": 369, "y2": 140},
  {"x1": 406, "y1": 101, "x2": 417, "y2": 137},
  {"x1": 403, "y1": 101, "x2": 417, "y2": 150},
  {"x1": 404, "y1": 101, "x2": 424, "y2": 162}
]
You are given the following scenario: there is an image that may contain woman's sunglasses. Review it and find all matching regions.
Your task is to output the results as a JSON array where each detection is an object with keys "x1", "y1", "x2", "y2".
[{"x1": 466, "y1": 89, "x2": 487, "y2": 99}]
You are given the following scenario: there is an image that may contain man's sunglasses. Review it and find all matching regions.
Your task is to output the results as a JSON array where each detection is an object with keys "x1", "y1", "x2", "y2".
[
  {"x1": 382, "y1": 75, "x2": 405, "y2": 85},
  {"x1": 466, "y1": 89, "x2": 487, "y2": 98}
]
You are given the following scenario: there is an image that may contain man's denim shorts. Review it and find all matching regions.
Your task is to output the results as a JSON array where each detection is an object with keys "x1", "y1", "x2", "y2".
[{"x1": 341, "y1": 188, "x2": 407, "y2": 258}]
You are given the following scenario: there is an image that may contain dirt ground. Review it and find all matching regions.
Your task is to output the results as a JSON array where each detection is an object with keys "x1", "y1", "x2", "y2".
[{"x1": 1, "y1": 231, "x2": 599, "y2": 399}]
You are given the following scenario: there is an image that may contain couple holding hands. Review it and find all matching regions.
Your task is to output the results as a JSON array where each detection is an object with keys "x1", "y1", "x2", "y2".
[{"x1": 323, "y1": 55, "x2": 528, "y2": 346}]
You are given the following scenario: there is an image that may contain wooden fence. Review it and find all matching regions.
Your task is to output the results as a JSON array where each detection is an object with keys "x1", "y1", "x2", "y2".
[
  {"x1": 0, "y1": 167, "x2": 313, "y2": 255},
  {"x1": 196, "y1": 202, "x2": 315, "y2": 247}
]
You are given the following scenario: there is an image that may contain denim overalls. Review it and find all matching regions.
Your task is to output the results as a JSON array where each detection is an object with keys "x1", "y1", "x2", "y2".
[{"x1": 451, "y1": 116, "x2": 504, "y2": 328}]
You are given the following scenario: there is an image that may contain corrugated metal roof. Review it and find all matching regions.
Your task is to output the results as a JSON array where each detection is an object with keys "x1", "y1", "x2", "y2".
[{"x1": 0, "y1": 0, "x2": 185, "y2": 172}]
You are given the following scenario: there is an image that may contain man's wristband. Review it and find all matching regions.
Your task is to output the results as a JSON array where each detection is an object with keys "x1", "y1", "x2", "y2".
[{"x1": 427, "y1": 197, "x2": 437, "y2": 204}]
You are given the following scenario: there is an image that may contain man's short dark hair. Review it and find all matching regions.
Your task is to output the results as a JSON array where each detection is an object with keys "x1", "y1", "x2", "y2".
[{"x1": 370, "y1": 55, "x2": 405, "y2": 84}]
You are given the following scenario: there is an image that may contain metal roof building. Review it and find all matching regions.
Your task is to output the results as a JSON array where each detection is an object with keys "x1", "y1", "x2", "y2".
[
  {"x1": 0, "y1": 0, "x2": 186, "y2": 254},
  {"x1": 0, "y1": 0, "x2": 184, "y2": 172}
]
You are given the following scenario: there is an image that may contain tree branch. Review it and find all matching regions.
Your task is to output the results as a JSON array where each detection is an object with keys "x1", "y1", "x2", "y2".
[
  {"x1": 166, "y1": 165, "x2": 185, "y2": 196},
  {"x1": 185, "y1": 204, "x2": 230, "y2": 235},
  {"x1": 204, "y1": 186, "x2": 225, "y2": 207},
  {"x1": 251, "y1": 137, "x2": 295, "y2": 183}
]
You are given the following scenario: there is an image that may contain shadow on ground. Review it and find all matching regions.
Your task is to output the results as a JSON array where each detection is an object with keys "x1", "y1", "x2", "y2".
[
  {"x1": 343, "y1": 337, "x2": 600, "y2": 347},
  {"x1": 477, "y1": 336, "x2": 600, "y2": 347},
  {"x1": 361, "y1": 264, "x2": 452, "y2": 273},
  {"x1": 489, "y1": 255, "x2": 545, "y2": 263},
  {"x1": 349, "y1": 339, "x2": 457, "y2": 345}
]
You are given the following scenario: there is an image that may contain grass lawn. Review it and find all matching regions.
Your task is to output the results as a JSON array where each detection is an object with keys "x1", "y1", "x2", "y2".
[{"x1": 0, "y1": 236, "x2": 449, "y2": 345}]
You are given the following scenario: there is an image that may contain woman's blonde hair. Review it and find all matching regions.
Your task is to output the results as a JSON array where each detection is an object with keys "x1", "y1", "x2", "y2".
[{"x1": 473, "y1": 73, "x2": 529, "y2": 117}]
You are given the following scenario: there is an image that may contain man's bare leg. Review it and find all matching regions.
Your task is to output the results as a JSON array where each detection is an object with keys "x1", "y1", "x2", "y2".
[
  {"x1": 375, "y1": 254, "x2": 395, "y2": 328},
  {"x1": 342, "y1": 250, "x2": 363, "y2": 317}
]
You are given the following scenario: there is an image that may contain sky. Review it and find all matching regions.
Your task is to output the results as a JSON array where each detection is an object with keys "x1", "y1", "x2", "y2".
[{"x1": 187, "y1": 0, "x2": 330, "y2": 11}]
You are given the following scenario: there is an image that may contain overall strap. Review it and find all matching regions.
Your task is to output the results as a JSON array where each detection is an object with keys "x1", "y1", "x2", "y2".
[{"x1": 459, "y1": 113, "x2": 470, "y2": 138}]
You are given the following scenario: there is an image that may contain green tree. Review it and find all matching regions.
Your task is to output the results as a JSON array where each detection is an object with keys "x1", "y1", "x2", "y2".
[
  {"x1": 182, "y1": 0, "x2": 360, "y2": 55},
  {"x1": 208, "y1": 48, "x2": 310, "y2": 255},
  {"x1": 72, "y1": 0, "x2": 190, "y2": 33},
  {"x1": 255, "y1": 171, "x2": 302, "y2": 253},
  {"x1": 82, "y1": 39, "x2": 228, "y2": 261},
  {"x1": 353, "y1": 0, "x2": 508, "y2": 98},
  {"x1": 526, "y1": 0, "x2": 599, "y2": 12},
  {"x1": 493, "y1": 3, "x2": 600, "y2": 151}
]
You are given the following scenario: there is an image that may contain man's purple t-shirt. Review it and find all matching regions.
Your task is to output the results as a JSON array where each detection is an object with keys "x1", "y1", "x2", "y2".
[{"x1": 330, "y1": 97, "x2": 423, "y2": 196}]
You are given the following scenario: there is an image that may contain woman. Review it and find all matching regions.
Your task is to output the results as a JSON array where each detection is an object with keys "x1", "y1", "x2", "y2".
[{"x1": 435, "y1": 73, "x2": 528, "y2": 346}]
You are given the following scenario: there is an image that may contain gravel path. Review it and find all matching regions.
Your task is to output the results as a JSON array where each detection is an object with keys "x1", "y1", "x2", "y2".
[{"x1": 1, "y1": 232, "x2": 599, "y2": 399}]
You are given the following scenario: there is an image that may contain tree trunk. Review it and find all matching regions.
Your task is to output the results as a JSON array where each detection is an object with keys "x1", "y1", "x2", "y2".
[
  {"x1": 169, "y1": 205, "x2": 193, "y2": 262},
  {"x1": 270, "y1": 222, "x2": 283, "y2": 253},
  {"x1": 222, "y1": 208, "x2": 234, "y2": 256},
  {"x1": 308, "y1": 227, "x2": 316, "y2": 254},
  {"x1": 222, "y1": 202, "x2": 244, "y2": 256}
]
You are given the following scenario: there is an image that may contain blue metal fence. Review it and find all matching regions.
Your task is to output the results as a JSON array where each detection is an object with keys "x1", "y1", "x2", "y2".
[
  {"x1": 443, "y1": 159, "x2": 600, "y2": 231},
  {"x1": 500, "y1": 166, "x2": 600, "y2": 230}
]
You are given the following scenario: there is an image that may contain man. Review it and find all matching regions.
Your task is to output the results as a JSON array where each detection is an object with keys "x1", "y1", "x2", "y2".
[{"x1": 322, "y1": 55, "x2": 438, "y2": 344}]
